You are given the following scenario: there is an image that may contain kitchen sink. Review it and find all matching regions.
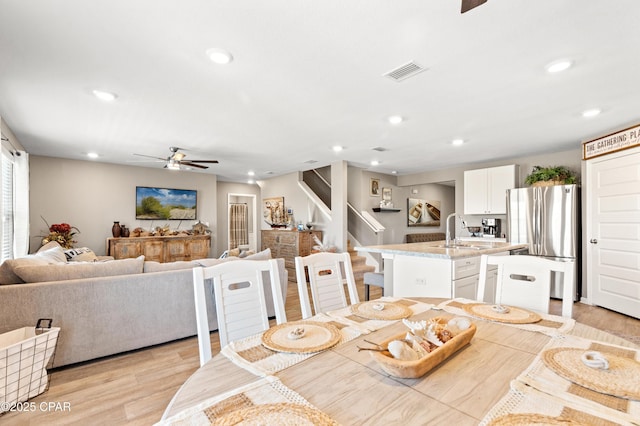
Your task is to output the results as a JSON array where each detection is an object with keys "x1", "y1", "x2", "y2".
[{"x1": 435, "y1": 244, "x2": 483, "y2": 250}]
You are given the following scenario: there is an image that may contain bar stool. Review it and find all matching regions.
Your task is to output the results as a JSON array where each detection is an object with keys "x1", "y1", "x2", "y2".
[{"x1": 363, "y1": 272, "x2": 384, "y2": 301}]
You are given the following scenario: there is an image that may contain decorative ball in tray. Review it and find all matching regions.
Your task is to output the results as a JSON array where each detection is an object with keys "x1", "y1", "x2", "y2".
[{"x1": 368, "y1": 316, "x2": 476, "y2": 378}]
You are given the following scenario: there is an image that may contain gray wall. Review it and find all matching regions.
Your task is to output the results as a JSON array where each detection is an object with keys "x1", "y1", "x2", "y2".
[
  {"x1": 27, "y1": 147, "x2": 582, "y2": 255},
  {"x1": 397, "y1": 147, "x2": 582, "y2": 235},
  {"x1": 29, "y1": 156, "x2": 218, "y2": 255}
]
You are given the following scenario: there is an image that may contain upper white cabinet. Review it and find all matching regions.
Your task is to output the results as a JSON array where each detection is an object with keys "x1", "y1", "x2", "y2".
[{"x1": 464, "y1": 165, "x2": 518, "y2": 215}]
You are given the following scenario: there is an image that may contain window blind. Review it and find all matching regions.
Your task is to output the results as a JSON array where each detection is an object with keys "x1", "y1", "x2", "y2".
[{"x1": 1, "y1": 149, "x2": 14, "y2": 261}]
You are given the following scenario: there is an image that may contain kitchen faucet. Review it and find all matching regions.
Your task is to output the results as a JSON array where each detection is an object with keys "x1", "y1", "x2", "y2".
[
  {"x1": 444, "y1": 212, "x2": 467, "y2": 247},
  {"x1": 444, "y1": 213, "x2": 456, "y2": 247}
]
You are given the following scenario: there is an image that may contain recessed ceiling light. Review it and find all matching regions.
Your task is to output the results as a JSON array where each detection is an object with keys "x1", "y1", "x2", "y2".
[
  {"x1": 92, "y1": 89, "x2": 117, "y2": 102},
  {"x1": 332, "y1": 145, "x2": 343, "y2": 152},
  {"x1": 545, "y1": 59, "x2": 573, "y2": 73},
  {"x1": 248, "y1": 171, "x2": 255, "y2": 176},
  {"x1": 87, "y1": 152, "x2": 99, "y2": 159},
  {"x1": 370, "y1": 160, "x2": 380, "y2": 166},
  {"x1": 388, "y1": 115, "x2": 404, "y2": 125},
  {"x1": 206, "y1": 48, "x2": 233, "y2": 64},
  {"x1": 391, "y1": 170, "x2": 398, "y2": 174},
  {"x1": 248, "y1": 179, "x2": 255, "y2": 184},
  {"x1": 582, "y1": 108, "x2": 601, "y2": 118},
  {"x1": 451, "y1": 139, "x2": 465, "y2": 146}
]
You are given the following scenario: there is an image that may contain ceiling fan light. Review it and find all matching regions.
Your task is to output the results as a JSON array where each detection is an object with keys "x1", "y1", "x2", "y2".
[{"x1": 166, "y1": 160, "x2": 181, "y2": 170}]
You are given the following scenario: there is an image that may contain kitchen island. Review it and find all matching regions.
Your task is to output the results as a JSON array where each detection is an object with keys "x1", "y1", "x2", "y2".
[{"x1": 355, "y1": 240, "x2": 527, "y2": 299}]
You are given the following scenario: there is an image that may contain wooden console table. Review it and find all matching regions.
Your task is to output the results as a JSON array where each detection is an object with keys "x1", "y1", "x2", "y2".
[
  {"x1": 107, "y1": 234, "x2": 211, "y2": 263},
  {"x1": 261, "y1": 229, "x2": 322, "y2": 274}
]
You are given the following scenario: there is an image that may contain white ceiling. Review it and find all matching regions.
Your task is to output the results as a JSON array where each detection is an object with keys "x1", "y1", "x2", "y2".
[{"x1": 1, "y1": 1, "x2": 639, "y2": 182}]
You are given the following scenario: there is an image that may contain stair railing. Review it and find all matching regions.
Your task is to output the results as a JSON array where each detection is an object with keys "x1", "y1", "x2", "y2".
[{"x1": 299, "y1": 169, "x2": 385, "y2": 270}]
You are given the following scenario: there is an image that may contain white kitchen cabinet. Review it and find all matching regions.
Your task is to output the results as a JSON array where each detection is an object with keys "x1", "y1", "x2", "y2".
[
  {"x1": 452, "y1": 256, "x2": 480, "y2": 299},
  {"x1": 464, "y1": 165, "x2": 518, "y2": 215},
  {"x1": 454, "y1": 275, "x2": 479, "y2": 300}
]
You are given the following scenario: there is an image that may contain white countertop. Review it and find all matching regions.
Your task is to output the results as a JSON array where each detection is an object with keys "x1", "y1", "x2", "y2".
[{"x1": 355, "y1": 240, "x2": 527, "y2": 259}]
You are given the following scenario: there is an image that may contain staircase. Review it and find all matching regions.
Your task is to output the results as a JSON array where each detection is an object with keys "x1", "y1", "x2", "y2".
[{"x1": 347, "y1": 240, "x2": 375, "y2": 281}]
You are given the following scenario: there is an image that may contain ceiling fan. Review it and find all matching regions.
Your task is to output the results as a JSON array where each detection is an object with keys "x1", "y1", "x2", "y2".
[
  {"x1": 461, "y1": 0, "x2": 487, "y2": 13},
  {"x1": 133, "y1": 146, "x2": 219, "y2": 170}
]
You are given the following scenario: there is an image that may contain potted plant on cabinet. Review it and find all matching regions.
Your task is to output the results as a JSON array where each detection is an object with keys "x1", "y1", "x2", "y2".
[{"x1": 524, "y1": 165, "x2": 578, "y2": 187}]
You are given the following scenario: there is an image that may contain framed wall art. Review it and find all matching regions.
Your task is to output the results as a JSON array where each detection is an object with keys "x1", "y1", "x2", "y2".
[
  {"x1": 263, "y1": 196, "x2": 285, "y2": 226},
  {"x1": 370, "y1": 178, "x2": 380, "y2": 196},
  {"x1": 135, "y1": 186, "x2": 197, "y2": 220},
  {"x1": 407, "y1": 198, "x2": 441, "y2": 227},
  {"x1": 382, "y1": 187, "x2": 392, "y2": 201}
]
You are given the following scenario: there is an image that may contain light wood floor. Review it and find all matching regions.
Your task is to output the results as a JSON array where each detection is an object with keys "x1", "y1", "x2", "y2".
[{"x1": 2, "y1": 281, "x2": 638, "y2": 425}]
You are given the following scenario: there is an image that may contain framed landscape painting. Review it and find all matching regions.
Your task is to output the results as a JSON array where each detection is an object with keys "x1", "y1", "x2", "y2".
[{"x1": 136, "y1": 186, "x2": 197, "y2": 220}]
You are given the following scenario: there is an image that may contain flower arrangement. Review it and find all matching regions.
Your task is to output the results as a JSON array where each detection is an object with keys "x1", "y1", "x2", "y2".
[{"x1": 41, "y1": 217, "x2": 80, "y2": 249}]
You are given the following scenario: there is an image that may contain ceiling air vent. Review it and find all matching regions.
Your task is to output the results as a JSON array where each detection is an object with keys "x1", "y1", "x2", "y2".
[
  {"x1": 304, "y1": 160, "x2": 318, "y2": 164},
  {"x1": 372, "y1": 147, "x2": 388, "y2": 152},
  {"x1": 383, "y1": 61, "x2": 427, "y2": 82}
]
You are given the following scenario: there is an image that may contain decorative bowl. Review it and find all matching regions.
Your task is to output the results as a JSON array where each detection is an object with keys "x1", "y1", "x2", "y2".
[{"x1": 369, "y1": 317, "x2": 477, "y2": 378}]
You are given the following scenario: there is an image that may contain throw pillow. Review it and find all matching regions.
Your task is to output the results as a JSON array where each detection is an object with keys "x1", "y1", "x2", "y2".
[
  {"x1": 195, "y1": 257, "x2": 238, "y2": 267},
  {"x1": 34, "y1": 243, "x2": 68, "y2": 263},
  {"x1": 0, "y1": 243, "x2": 67, "y2": 284},
  {"x1": 243, "y1": 248, "x2": 272, "y2": 260},
  {"x1": 64, "y1": 247, "x2": 98, "y2": 262}
]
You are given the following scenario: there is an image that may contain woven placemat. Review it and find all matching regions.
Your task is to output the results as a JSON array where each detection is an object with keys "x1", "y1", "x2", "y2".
[
  {"x1": 462, "y1": 303, "x2": 541, "y2": 324},
  {"x1": 488, "y1": 413, "x2": 584, "y2": 425},
  {"x1": 349, "y1": 300, "x2": 412, "y2": 320},
  {"x1": 261, "y1": 321, "x2": 341, "y2": 354},
  {"x1": 542, "y1": 347, "x2": 640, "y2": 400},
  {"x1": 212, "y1": 402, "x2": 338, "y2": 426}
]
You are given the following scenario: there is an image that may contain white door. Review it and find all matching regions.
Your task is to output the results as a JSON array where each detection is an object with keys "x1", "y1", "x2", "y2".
[{"x1": 586, "y1": 147, "x2": 640, "y2": 319}]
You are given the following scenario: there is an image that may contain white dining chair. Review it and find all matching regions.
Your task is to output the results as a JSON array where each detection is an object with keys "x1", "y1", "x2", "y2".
[
  {"x1": 477, "y1": 254, "x2": 575, "y2": 318},
  {"x1": 192, "y1": 259, "x2": 286, "y2": 366},
  {"x1": 295, "y1": 252, "x2": 360, "y2": 319}
]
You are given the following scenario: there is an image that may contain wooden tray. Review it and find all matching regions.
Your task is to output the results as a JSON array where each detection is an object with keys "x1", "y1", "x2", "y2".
[{"x1": 369, "y1": 318, "x2": 477, "y2": 378}]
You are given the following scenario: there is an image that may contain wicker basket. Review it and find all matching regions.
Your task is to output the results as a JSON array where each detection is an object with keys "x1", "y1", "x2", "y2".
[
  {"x1": 370, "y1": 319, "x2": 476, "y2": 378},
  {"x1": 0, "y1": 320, "x2": 59, "y2": 411}
]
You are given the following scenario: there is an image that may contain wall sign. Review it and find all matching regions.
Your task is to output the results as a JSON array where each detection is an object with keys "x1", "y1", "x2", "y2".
[{"x1": 583, "y1": 123, "x2": 640, "y2": 160}]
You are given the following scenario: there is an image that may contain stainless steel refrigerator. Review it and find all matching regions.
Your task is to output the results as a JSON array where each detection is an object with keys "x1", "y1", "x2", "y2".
[{"x1": 506, "y1": 184, "x2": 580, "y2": 300}]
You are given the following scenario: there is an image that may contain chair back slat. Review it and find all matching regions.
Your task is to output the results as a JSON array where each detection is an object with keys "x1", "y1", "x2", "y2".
[
  {"x1": 295, "y1": 252, "x2": 359, "y2": 319},
  {"x1": 192, "y1": 259, "x2": 286, "y2": 367},
  {"x1": 477, "y1": 254, "x2": 574, "y2": 318}
]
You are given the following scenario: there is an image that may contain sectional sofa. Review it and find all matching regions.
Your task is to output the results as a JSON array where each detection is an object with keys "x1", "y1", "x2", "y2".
[{"x1": 0, "y1": 243, "x2": 288, "y2": 367}]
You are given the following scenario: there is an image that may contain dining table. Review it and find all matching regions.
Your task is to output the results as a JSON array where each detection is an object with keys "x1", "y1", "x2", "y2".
[{"x1": 159, "y1": 297, "x2": 640, "y2": 425}]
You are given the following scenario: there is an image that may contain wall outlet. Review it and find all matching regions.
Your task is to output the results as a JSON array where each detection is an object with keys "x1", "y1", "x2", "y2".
[{"x1": 415, "y1": 278, "x2": 426, "y2": 286}]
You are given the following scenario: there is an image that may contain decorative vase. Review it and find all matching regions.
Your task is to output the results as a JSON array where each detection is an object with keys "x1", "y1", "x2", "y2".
[
  {"x1": 112, "y1": 221, "x2": 121, "y2": 238},
  {"x1": 121, "y1": 225, "x2": 130, "y2": 237}
]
